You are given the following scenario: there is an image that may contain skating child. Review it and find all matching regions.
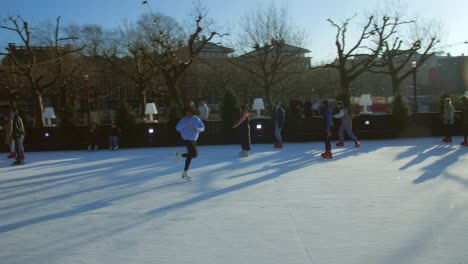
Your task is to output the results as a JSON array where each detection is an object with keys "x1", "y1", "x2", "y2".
[
  {"x1": 109, "y1": 121, "x2": 121, "y2": 150},
  {"x1": 87, "y1": 125, "x2": 98, "y2": 151},
  {"x1": 460, "y1": 95, "x2": 468, "y2": 146},
  {"x1": 320, "y1": 100, "x2": 333, "y2": 159},
  {"x1": 334, "y1": 101, "x2": 360, "y2": 148},
  {"x1": 176, "y1": 106, "x2": 205, "y2": 181},
  {"x1": 233, "y1": 105, "x2": 251, "y2": 157}
]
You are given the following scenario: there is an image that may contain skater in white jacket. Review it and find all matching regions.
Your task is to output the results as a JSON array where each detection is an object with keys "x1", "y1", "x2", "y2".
[
  {"x1": 334, "y1": 101, "x2": 360, "y2": 148},
  {"x1": 176, "y1": 106, "x2": 205, "y2": 180}
]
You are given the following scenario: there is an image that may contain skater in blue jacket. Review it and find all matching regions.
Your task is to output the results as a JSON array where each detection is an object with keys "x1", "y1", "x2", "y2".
[{"x1": 176, "y1": 106, "x2": 205, "y2": 180}]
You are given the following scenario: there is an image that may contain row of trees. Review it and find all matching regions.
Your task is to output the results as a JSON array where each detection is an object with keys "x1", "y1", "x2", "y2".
[{"x1": 0, "y1": 1, "x2": 442, "y2": 127}]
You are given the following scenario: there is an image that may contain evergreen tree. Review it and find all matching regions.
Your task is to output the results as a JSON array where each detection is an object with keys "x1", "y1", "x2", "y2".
[
  {"x1": 58, "y1": 105, "x2": 81, "y2": 146},
  {"x1": 391, "y1": 93, "x2": 410, "y2": 135},
  {"x1": 222, "y1": 88, "x2": 240, "y2": 140}
]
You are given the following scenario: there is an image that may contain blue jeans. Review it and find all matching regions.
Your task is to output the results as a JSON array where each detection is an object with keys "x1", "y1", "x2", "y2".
[
  {"x1": 14, "y1": 135, "x2": 25, "y2": 161},
  {"x1": 9, "y1": 142, "x2": 15, "y2": 153},
  {"x1": 109, "y1": 136, "x2": 119, "y2": 148},
  {"x1": 275, "y1": 122, "x2": 282, "y2": 142},
  {"x1": 338, "y1": 125, "x2": 357, "y2": 142}
]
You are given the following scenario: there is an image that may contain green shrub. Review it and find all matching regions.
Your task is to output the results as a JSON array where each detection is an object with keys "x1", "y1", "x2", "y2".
[
  {"x1": 222, "y1": 88, "x2": 240, "y2": 140},
  {"x1": 391, "y1": 93, "x2": 410, "y2": 135},
  {"x1": 58, "y1": 105, "x2": 81, "y2": 145}
]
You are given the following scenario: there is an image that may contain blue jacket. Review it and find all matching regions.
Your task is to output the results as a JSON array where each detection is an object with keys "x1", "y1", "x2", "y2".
[
  {"x1": 272, "y1": 107, "x2": 285, "y2": 128},
  {"x1": 323, "y1": 108, "x2": 332, "y2": 131},
  {"x1": 176, "y1": 116, "x2": 205, "y2": 141}
]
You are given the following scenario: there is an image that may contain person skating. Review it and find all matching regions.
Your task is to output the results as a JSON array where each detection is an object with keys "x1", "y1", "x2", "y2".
[
  {"x1": 460, "y1": 95, "x2": 468, "y2": 146},
  {"x1": 198, "y1": 99, "x2": 210, "y2": 121},
  {"x1": 11, "y1": 109, "x2": 26, "y2": 166},
  {"x1": 176, "y1": 106, "x2": 205, "y2": 181},
  {"x1": 271, "y1": 102, "x2": 285, "y2": 148},
  {"x1": 441, "y1": 98, "x2": 454, "y2": 143},
  {"x1": 4, "y1": 113, "x2": 15, "y2": 159},
  {"x1": 320, "y1": 100, "x2": 333, "y2": 159},
  {"x1": 87, "y1": 125, "x2": 98, "y2": 151},
  {"x1": 334, "y1": 101, "x2": 360, "y2": 148},
  {"x1": 233, "y1": 105, "x2": 251, "y2": 157},
  {"x1": 108, "y1": 121, "x2": 121, "y2": 150}
]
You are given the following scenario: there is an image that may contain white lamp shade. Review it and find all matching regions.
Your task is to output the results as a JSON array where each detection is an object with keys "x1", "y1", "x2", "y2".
[
  {"x1": 145, "y1": 103, "x2": 158, "y2": 115},
  {"x1": 43, "y1": 107, "x2": 56, "y2": 119},
  {"x1": 252, "y1": 98, "x2": 265, "y2": 111},
  {"x1": 359, "y1": 94, "x2": 373, "y2": 106}
]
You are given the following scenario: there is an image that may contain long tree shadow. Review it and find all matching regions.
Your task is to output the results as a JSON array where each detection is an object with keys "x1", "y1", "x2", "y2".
[
  {"x1": 412, "y1": 147, "x2": 464, "y2": 184},
  {"x1": 399, "y1": 144, "x2": 452, "y2": 171}
]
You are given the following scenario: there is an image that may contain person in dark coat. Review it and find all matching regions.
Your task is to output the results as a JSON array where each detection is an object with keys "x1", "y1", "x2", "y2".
[
  {"x1": 109, "y1": 121, "x2": 121, "y2": 150},
  {"x1": 460, "y1": 95, "x2": 468, "y2": 146},
  {"x1": 11, "y1": 109, "x2": 26, "y2": 166},
  {"x1": 87, "y1": 125, "x2": 98, "y2": 151},
  {"x1": 4, "y1": 112, "x2": 15, "y2": 159},
  {"x1": 271, "y1": 101, "x2": 285, "y2": 148},
  {"x1": 320, "y1": 100, "x2": 333, "y2": 159},
  {"x1": 233, "y1": 105, "x2": 251, "y2": 157}
]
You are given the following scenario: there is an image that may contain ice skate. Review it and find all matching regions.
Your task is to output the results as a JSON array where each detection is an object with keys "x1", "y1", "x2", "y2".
[
  {"x1": 113, "y1": 146, "x2": 120, "y2": 151},
  {"x1": 7, "y1": 152, "x2": 16, "y2": 159},
  {"x1": 94, "y1": 145, "x2": 99, "y2": 151},
  {"x1": 181, "y1": 171, "x2": 191, "y2": 181},
  {"x1": 11, "y1": 160, "x2": 24, "y2": 166},
  {"x1": 321, "y1": 151, "x2": 333, "y2": 159},
  {"x1": 336, "y1": 141, "x2": 344, "y2": 147},
  {"x1": 354, "y1": 141, "x2": 361, "y2": 149},
  {"x1": 239, "y1": 150, "x2": 249, "y2": 157},
  {"x1": 442, "y1": 137, "x2": 448, "y2": 143},
  {"x1": 461, "y1": 141, "x2": 468, "y2": 146}
]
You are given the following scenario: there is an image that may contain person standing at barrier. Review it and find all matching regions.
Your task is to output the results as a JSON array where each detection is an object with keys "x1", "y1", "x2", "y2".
[
  {"x1": 4, "y1": 112, "x2": 15, "y2": 159},
  {"x1": 320, "y1": 100, "x2": 333, "y2": 159},
  {"x1": 11, "y1": 109, "x2": 26, "y2": 166},
  {"x1": 460, "y1": 95, "x2": 468, "y2": 146},
  {"x1": 442, "y1": 98, "x2": 454, "y2": 143},
  {"x1": 271, "y1": 101, "x2": 285, "y2": 149},
  {"x1": 176, "y1": 106, "x2": 205, "y2": 181},
  {"x1": 334, "y1": 101, "x2": 360, "y2": 149},
  {"x1": 233, "y1": 105, "x2": 251, "y2": 157}
]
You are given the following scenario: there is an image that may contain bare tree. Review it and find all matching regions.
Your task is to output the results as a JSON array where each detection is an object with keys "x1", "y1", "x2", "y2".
[
  {"x1": 321, "y1": 14, "x2": 410, "y2": 105},
  {"x1": 141, "y1": 3, "x2": 226, "y2": 109},
  {"x1": 372, "y1": 18, "x2": 441, "y2": 94},
  {"x1": 0, "y1": 16, "x2": 83, "y2": 126},
  {"x1": 231, "y1": 3, "x2": 309, "y2": 108}
]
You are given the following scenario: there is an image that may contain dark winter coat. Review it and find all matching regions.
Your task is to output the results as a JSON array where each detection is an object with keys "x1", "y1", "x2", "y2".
[
  {"x1": 239, "y1": 113, "x2": 251, "y2": 151},
  {"x1": 109, "y1": 126, "x2": 121, "y2": 137},
  {"x1": 272, "y1": 107, "x2": 285, "y2": 128},
  {"x1": 12, "y1": 116, "x2": 25, "y2": 139},
  {"x1": 462, "y1": 102, "x2": 468, "y2": 135},
  {"x1": 322, "y1": 108, "x2": 332, "y2": 132}
]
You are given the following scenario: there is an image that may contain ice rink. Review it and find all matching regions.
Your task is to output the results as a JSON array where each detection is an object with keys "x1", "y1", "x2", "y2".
[{"x1": 0, "y1": 138, "x2": 467, "y2": 264}]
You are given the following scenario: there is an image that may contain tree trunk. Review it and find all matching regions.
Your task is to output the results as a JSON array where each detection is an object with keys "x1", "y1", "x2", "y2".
[
  {"x1": 264, "y1": 85, "x2": 274, "y2": 111},
  {"x1": 139, "y1": 89, "x2": 147, "y2": 118},
  {"x1": 391, "y1": 73, "x2": 401, "y2": 95},
  {"x1": 34, "y1": 89, "x2": 45, "y2": 127},
  {"x1": 167, "y1": 80, "x2": 184, "y2": 109}
]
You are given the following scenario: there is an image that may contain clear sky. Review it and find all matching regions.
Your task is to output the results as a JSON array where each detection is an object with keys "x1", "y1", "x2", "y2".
[{"x1": 1, "y1": 0, "x2": 467, "y2": 62}]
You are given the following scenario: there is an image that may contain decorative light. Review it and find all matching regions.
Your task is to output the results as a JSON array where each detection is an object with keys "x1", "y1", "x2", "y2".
[
  {"x1": 359, "y1": 94, "x2": 373, "y2": 115},
  {"x1": 256, "y1": 124, "x2": 263, "y2": 130},
  {"x1": 365, "y1": 120, "x2": 371, "y2": 126},
  {"x1": 43, "y1": 107, "x2": 56, "y2": 127},
  {"x1": 44, "y1": 132, "x2": 50, "y2": 137},
  {"x1": 412, "y1": 61, "x2": 417, "y2": 68},
  {"x1": 252, "y1": 98, "x2": 265, "y2": 118},
  {"x1": 145, "y1": 103, "x2": 158, "y2": 122},
  {"x1": 148, "y1": 128, "x2": 155, "y2": 134}
]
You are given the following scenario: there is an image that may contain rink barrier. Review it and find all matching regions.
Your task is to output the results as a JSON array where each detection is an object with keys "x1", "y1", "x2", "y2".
[{"x1": 2, "y1": 112, "x2": 463, "y2": 151}]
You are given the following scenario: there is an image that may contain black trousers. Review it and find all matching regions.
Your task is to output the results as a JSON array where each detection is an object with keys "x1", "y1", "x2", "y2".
[
  {"x1": 182, "y1": 140, "x2": 198, "y2": 171},
  {"x1": 324, "y1": 133, "x2": 331, "y2": 151}
]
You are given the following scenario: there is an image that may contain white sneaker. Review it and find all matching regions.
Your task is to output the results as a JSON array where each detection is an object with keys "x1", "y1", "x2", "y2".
[
  {"x1": 175, "y1": 153, "x2": 182, "y2": 164},
  {"x1": 182, "y1": 171, "x2": 191, "y2": 181}
]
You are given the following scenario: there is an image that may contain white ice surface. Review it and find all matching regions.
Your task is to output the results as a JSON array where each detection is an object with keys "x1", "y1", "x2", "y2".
[{"x1": 0, "y1": 138, "x2": 467, "y2": 264}]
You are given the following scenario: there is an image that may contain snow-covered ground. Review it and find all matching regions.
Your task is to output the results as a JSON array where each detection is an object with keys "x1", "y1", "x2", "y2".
[{"x1": 0, "y1": 138, "x2": 467, "y2": 264}]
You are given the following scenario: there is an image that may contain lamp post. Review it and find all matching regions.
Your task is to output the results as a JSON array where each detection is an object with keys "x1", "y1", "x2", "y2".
[
  {"x1": 412, "y1": 61, "x2": 418, "y2": 114},
  {"x1": 84, "y1": 74, "x2": 91, "y2": 126}
]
